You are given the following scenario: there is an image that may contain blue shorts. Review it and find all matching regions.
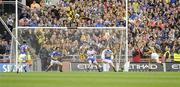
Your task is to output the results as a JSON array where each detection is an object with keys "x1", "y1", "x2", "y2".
[{"x1": 105, "y1": 57, "x2": 112, "y2": 60}]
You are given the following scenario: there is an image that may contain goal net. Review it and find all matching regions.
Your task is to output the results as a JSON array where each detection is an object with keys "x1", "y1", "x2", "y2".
[{"x1": 16, "y1": 28, "x2": 127, "y2": 72}]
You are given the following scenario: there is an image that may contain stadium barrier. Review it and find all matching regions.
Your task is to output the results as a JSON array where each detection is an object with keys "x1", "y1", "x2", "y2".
[
  {"x1": 70, "y1": 62, "x2": 180, "y2": 72},
  {"x1": 1, "y1": 54, "x2": 179, "y2": 72},
  {"x1": 129, "y1": 62, "x2": 180, "y2": 72},
  {"x1": 1, "y1": 62, "x2": 180, "y2": 72},
  {"x1": 0, "y1": 55, "x2": 12, "y2": 62},
  {"x1": 0, "y1": 62, "x2": 15, "y2": 72},
  {"x1": 0, "y1": 62, "x2": 31, "y2": 72}
]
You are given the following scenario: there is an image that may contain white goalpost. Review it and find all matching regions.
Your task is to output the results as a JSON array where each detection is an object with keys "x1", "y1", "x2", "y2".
[
  {"x1": 15, "y1": 0, "x2": 18, "y2": 72},
  {"x1": 124, "y1": 0, "x2": 130, "y2": 72},
  {"x1": 2, "y1": 0, "x2": 173, "y2": 72},
  {"x1": 0, "y1": 17, "x2": 20, "y2": 72},
  {"x1": 14, "y1": 0, "x2": 129, "y2": 72}
]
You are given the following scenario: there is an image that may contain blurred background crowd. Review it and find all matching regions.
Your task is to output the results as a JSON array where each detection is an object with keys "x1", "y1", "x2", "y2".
[
  {"x1": 18, "y1": 28, "x2": 125, "y2": 70},
  {"x1": 19, "y1": 28, "x2": 125, "y2": 56},
  {"x1": 0, "y1": 0, "x2": 15, "y2": 59},
  {"x1": 19, "y1": 0, "x2": 126, "y2": 27},
  {"x1": 128, "y1": 0, "x2": 179, "y2": 62}
]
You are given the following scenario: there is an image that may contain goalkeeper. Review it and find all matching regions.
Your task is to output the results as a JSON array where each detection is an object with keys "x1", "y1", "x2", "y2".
[{"x1": 17, "y1": 41, "x2": 30, "y2": 73}]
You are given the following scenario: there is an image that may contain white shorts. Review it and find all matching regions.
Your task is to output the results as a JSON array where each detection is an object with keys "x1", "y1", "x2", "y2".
[
  {"x1": 103, "y1": 59, "x2": 114, "y2": 67},
  {"x1": 19, "y1": 54, "x2": 27, "y2": 62},
  {"x1": 151, "y1": 53, "x2": 159, "y2": 60},
  {"x1": 102, "y1": 59, "x2": 113, "y2": 64},
  {"x1": 50, "y1": 60, "x2": 61, "y2": 65}
]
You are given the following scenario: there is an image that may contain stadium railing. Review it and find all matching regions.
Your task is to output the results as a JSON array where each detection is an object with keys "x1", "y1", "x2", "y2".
[{"x1": 0, "y1": 55, "x2": 14, "y2": 62}]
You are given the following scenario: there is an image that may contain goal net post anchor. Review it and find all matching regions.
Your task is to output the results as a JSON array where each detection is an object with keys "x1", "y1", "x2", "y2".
[
  {"x1": 163, "y1": 63, "x2": 167, "y2": 72},
  {"x1": 124, "y1": 61, "x2": 130, "y2": 72},
  {"x1": 115, "y1": 63, "x2": 120, "y2": 72}
]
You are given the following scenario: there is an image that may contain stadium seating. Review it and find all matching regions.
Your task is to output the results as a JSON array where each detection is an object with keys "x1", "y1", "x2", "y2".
[
  {"x1": 18, "y1": 0, "x2": 126, "y2": 27},
  {"x1": 128, "y1": 0, "x2": 179, "y2": 62}
]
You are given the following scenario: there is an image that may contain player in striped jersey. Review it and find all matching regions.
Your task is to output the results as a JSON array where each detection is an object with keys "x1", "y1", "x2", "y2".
[{"x1": 101, "y1": 46, "x2": 117, "y2": 72}]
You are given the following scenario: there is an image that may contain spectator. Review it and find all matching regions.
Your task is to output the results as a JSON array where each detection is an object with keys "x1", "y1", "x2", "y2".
[
  {"x1": 0, "y1": 39, "x2": 10, "y2": 59},
  {"x1": 0, "y1": 39, "x2": 6, "y2": 55},
  {"x1": 31, "y1": 0, "x2": 40, "y2": 9},
  {"x1": 6, "y1": 15, "x2": 14, "y2": 32},
  {"x1": 39, "y1": 44, "x2": 49, "y2": 71},
  {"x1": 132, "y1": 44, "x2": 142, "y2": 62}
]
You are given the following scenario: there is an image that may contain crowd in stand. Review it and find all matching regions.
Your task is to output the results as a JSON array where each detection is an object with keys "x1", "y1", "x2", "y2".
[
  {"x1": 0, "y1": 38, "x2": 11, "y2": 59},
  {"x1": 128, "y1": 0, "x2": 179, "y2": 62},
  {"x1": 1, "y1": 0, "x2": 180, "y2": 63},
  {"x1": 19, "y1": 0, "x2": 126, "y2": 27},
  {"x1": 19, "y1": 28, "x2": 125, "y2": 58},
  {"x1": 18, "y1": 28, "x2": 125, "y2": 70},
  {"x1": 0, "y1": 13, "x2": 14, "y2": 59},
  {"x1": 0, "y1": 0, "x2": 15, "y2": 61}
]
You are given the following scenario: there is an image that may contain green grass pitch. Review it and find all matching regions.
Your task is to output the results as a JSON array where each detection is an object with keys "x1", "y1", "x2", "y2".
[{"x1": 0, "y1": 72, "x2": 180, "y2": 87}]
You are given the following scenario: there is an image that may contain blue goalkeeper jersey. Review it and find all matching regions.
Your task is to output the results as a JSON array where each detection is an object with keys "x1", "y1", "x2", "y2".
[{"x1": 19, "y1": 44, "x2": 28, "y2": 54}]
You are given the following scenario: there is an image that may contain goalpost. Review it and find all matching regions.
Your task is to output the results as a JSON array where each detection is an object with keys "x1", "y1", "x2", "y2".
[
  {"x1": 0, "y1": 17, "x2": 20, "y2": 72},
  {"x1": 13, "y1": 0, "x2": 129, "y2": 72},
  {"x1": 16, "y1": 27, "x2": 127, "y2": 72},
  {"x1": 3, "y1": 0, "x2": 172, "y2": 72},
  {"x1": 124, "y1": 0, "x2": 129, "y2": 72}
]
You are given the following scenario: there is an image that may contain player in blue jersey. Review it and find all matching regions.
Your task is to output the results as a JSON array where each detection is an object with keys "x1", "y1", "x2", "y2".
[
  {"x1": 101, "y1": 46, "x2": 117, "y2": 72},
  {"x1": 17, "y1": 41, "x2": 30, "y2": 73},
  {"x1": 86, "y1": 47, "x2": 101, "y2": 72},
  {"x1": 46, "y1": 47, "x2": 63, "y2": 72}
]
